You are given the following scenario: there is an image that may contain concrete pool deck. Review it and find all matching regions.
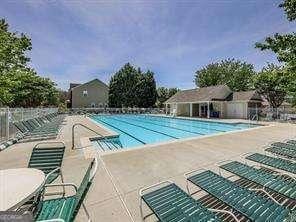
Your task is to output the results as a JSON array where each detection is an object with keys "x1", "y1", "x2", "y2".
[{"x1": 0, "y1": 115, "x2": 295, "y2": 221}]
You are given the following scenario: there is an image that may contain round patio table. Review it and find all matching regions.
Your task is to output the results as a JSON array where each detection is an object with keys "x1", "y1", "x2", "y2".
[{"x1": 0, "y1": 168, "x2": 45, "y2": 211}]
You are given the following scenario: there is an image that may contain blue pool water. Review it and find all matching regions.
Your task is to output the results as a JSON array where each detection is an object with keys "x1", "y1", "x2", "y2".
[{"x1": 91, "y1": 114, "x2": 258, "y2": 150}]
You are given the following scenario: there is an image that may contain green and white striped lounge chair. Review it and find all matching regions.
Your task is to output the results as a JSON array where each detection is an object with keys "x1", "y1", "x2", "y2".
[
  {"x1": 139, "y1": 181, "x2": 224, "y2": 221},
  {"x1": 185, "y1": 170, "x2": 291, "y2": 222},
  {"x1": 13, "y1": 121, "x2": 58, "y2": 141},
  {"x1": 265, "y1": 146, "x2": 296, "y2": 159},
  {"x1": 219, "y1": 161, "x2": 296, "y2": 201},
  {"x1": 271, "y1": 142, "x2": 296, "y2": 151},
  {"x1": 36, "y1": 158, "x2": 98, "y2": 222},
  {"x1": 245, "y1": 153, "x2": 296, "y2": 174},
  {"x1": 286, "y1": 140, "x2": 296, "y2": 145},
  {"x1": 28, "y1": 142, "x2": 65, "y2": 184},
  {"x1": 25, "y1": 119, "x2": 59, "y2": 134}
]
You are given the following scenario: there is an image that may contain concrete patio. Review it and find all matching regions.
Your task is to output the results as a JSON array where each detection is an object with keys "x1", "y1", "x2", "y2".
[{"x1": 0, "y1": 115, "x2": 295, "y2": 221}]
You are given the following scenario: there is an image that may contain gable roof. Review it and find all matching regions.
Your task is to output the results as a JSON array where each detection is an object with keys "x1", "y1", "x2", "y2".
[
  {"x1": 70, "y1": 78, "x2": 108, "y2": 91},
  {"x1": 165, "y1": 85, "x2": 232, "y2": 103},
  {"x1": 69, "y1": 83, "x2": 81, "y2": 90},
  {"x1": 231, "y1": 90, "x2": 263, "y2": 102}
]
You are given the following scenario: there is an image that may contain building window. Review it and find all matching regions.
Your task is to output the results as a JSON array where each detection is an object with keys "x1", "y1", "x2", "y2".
[
  {"x1": 83, "y1": 90, "x2": 88, "y2": 97},
  {"x1": 91, "y1": 102, "x2": 96, "y2": 108}
]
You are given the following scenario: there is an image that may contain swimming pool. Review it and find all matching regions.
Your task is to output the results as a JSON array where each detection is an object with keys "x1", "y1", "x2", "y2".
[{"x1": 91, "y1": 114, "x2": 258, "y2": 151}]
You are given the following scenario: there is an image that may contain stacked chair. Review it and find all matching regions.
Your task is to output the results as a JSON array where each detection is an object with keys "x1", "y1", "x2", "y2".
[
  {"x1": 13, "y1": 113, "x2": 65, "y2": 142},
  {"x1": 140, "y1": 139, "x2": 296, "y2": 221}
]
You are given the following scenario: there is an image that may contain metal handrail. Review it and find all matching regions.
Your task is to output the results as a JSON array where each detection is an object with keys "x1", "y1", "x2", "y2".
[{"x1": 72, "y1": 123, "x2": 105, "y2": 150}]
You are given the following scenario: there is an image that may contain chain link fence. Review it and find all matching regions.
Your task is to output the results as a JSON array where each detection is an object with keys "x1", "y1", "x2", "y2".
[
  {"x1": 0, "y1": 107, "x2": 58, "y2": 143},
  {"x1": 248, "y1": 107, "x2": 296, "y2": 122}
]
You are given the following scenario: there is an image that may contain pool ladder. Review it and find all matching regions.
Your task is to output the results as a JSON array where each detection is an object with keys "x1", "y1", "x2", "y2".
[{"x1": 71, "y1": 123, "x2": 122, "y2": 151}]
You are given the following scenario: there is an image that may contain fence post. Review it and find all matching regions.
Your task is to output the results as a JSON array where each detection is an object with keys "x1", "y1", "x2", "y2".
[
  {"x1": 21, "y1": 108, "x2": 24, "y2": 121},
  {"x1": 6, "y1": 107, "x2": 10, "y2": 140}
]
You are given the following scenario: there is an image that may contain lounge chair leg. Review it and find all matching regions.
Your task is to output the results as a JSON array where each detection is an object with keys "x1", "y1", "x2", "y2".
[
  {"x1": 186, "y1": 180, "x2": 190, "y2": 195},
  {"x1": 60, "y1": 171, "x2": 65, "y2": 197},
  {"x1": 139, "y1": 198, "x2": 144, "y2": 221},
  {"x1": 82, "y1": 203, "x2": 91, "y2": 222}
]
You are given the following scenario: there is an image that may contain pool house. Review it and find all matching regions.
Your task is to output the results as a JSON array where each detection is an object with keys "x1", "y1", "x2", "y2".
[{"x1": 165, "y1": 85, "x2": 263, "y2": 119}]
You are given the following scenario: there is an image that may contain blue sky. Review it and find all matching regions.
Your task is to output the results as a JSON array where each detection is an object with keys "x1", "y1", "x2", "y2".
[{"x1": 1, "y1": 0, "x2": 295, "y2": 90}]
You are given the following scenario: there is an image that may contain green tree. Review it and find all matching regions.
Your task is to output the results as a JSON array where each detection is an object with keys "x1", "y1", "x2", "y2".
[
  {"x1": 0, "y1": 74, "x2": 14, "y2": 105},
  {"x1": 255, "y1": 0, "x2": 296, "y2": 106},
  {"x1": 195, "y1": 59, "x2": 255, "y2": 91},
  {"x1": 253, "y1": 64, "x2": 291, "y2": 108},
  {"x1": 0, "y1": 19, "x2": 60, "y2": 107},
  {"x1": 0, "y1": 19, "x2": 31, "y2": 73},
  {"x1": 156, "y1": 87, "x2": 179, "y2": 108},
  {"x1": 135, "y1": 70, "x2": 157, "y2": 107},
  {"x1": 256, "y1": 33, "x2": 296, "y2": 71},
  {"x1": 7, "y1": 69, "x2": 59, "y2": 107},
  {"x1": 108, "y1": 63, "x2": 157, "y2": 108},
  {"x1": 255, "y1": 0, "x2": 296, "y2": 69},
  {"x1": 108, "y1": 63, "x2": 140, "y2": 107},
  {"x1": 279, "y1": 0, "x2": 296, "y2": 21}
]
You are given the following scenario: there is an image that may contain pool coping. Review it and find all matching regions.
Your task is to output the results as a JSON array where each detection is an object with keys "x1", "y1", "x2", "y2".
[{"x1": 85, "y1": 114, "x2": 273, "y2": 156}]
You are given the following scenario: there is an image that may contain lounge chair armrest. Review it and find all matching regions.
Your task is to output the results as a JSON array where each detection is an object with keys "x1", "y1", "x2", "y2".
[
  {"x1": 37, "y1": 219, "x2": 65, "y2": 222},
  {"x1": 240, "y1": 152, "x2": 255, "y2": 158},
  {"x1": 262, "y1": 142, "x2": 272, "y2": 149},
  {"x1": 184, "y1": 168, "x2": 207, "y2": 179},
  {"x1": 249, "y1": 188, "x2": 282, "y2": 205},
  {"x1": 209, "y1": 208, "x2": 240, "y2": 222},
  {"x1": 216, "y1": 159, "x2": 234, "y2": 167},
  {"x1": 44, "y1": 183, "x2": 78, "y2": 190},
  {"x1": 43, "y1": 183, "x2": 78, "y2": 197},
  {"x1": 45, "y1": 167, "x2": 61, "y2": 181},
  {"x1": 89, "y1": 158, "x2": 98, "y2": 181},
  {"x1": 139, "y1": 180, "x2": 173, "y2": 197},
  {"x1": 34, "y1": 141, "x2": 65, "y2": 149}
]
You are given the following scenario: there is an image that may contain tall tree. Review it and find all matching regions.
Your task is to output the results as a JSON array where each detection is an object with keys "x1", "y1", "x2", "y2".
[
  {"x1": 0, "y1": 19, "x2": 60, "y2": 107},
  {"x1": 135, "y1": 70, "x2": 157, "y2": 107},
  {"x1": 108, "y1": 63, "x2": 140, "y2": 107},
  {"x1": 0, "y1": 19, "x2": 31, "y2": 73},
  {"x1": 8, "y1": 69, "x2": 59, "y2": 107},
  {"x1": 0, "y1": 74, "x2": 14, "y2": 105},
  {"x1": 195, "y1": 59, "x2": 255, "y2": 91},
  {"x1": 108, "y1": 63, "x2": 157, "y2": 108},
  {"x1": 156, "y1": 87, "x2": 179, "y2": 108},
  {"x1": 279, "y1": 0, "x2": 296, "y2": 21},
  {"x1": 253, "y1": 64, "x2": 291, "y2": 108},
  {"x1": 255, "y1": 0, "x2": 296, "y2": 107}
]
